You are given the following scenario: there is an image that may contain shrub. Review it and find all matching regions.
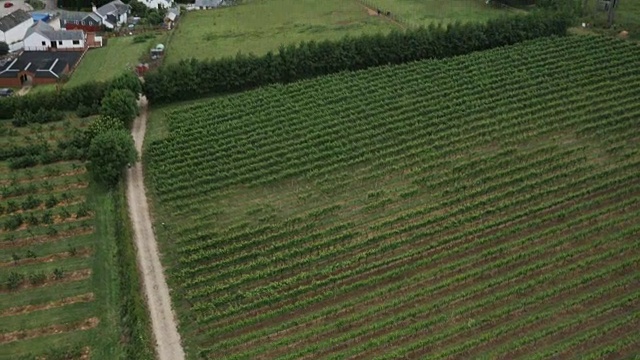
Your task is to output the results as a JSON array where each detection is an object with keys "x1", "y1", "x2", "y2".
[
  {"x1": 87, "y1": 129, "x2": 137, "y2": 187},
  {"x1": 100, "y1": 89, "x2": 138, "y2": 127},
  {"x1": 3, "y1": 214, "x2": 23, "y2": 231},
  {"x1": 45, "y1": 194, "x2": 59, "y2": 208},
  {"x1": 28, "y1": 272, "x2": 46, "y2": 285},
  {"x1": 6, "y1": 272, "x2": 24, "y2": 290}
]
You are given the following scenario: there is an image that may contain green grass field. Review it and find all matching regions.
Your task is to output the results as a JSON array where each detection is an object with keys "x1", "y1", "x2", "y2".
[
  {"x1": 145, "y1": 35, "x2": 640, "y2": 359},
  {"x1": 165, "y1": 0, "x2": 396, "y2": 63},
  {"x1": 0, "y1": 117, "x2": 151, "y2": 359},
  {"x1": 360, "y1": 0, "x2": 520, "y2": 25},
  {"x1": 65, "y1": 35, "x2": 158, "y2": 87}
]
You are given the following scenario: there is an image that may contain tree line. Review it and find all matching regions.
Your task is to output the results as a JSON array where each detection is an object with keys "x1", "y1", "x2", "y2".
[{"x1": 143, "y1": 11, "x2": 570, "y2": 104}]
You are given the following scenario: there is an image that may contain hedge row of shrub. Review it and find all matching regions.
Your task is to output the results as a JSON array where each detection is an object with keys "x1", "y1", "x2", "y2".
[
  {"x1": 0, "y1": 72, "x2": 142, "y2": 120},
  {"x1": 143, "y1": 11, "x2": 569, "y2": 104}
]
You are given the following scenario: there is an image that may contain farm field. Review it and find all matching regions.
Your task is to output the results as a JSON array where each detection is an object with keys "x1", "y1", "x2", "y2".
[
  {"x1": 360, "y1": 0, "x2": 519, "y2": 26},
  {"x1": 165, "y1": 0, "x2": 395, "y2": 63},
  {"x1": 65, "y1": 35, "x2": 158, "y2": 87},
  {"x1": 0, "y1": 116, "x2": 146, "y2": 359},
  {"x1": 146, "y1": 35, "x2": 640, "y2": 359}
]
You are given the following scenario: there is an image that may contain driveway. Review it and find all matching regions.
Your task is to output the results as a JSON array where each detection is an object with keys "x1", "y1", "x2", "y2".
[{"x1": 0, "y1": 0, "x2": 33, "y2": 18}]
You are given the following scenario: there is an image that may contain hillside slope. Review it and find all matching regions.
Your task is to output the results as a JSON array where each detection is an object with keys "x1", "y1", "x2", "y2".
[{"x1": 147, "y1": 35, "x2": 640, "y2": 359}]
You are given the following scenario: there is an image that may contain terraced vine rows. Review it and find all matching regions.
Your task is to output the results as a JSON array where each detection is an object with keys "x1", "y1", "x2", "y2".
[{"x1": 148, "y1": 35, "x2": 640, "y2": 359}]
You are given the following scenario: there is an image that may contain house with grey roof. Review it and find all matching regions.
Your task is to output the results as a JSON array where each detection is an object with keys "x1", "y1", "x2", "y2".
[
  {"x1": 59, "y1": 11, "x2": 104, "y2": 32},
  {"x1": 92, "y1": 0, "x2": 130, "y2": 29},
  {"x1": 191, "y1": 0, "x2": 225, "y2": 10},
  {"x1": 0, "y1": 9, "x2": 34, "y2": 46},
  {"x1": 23, "y1": 21, "x2": 86, "y2": 51}
]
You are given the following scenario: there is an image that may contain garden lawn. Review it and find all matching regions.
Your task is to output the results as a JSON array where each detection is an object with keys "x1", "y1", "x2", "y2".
[
  {"x1": 165, "y1": 0, "x2": 395, "y2": 63},
  {"x1": 66, "y1": 36, "x2": 156, "y2": 87}
]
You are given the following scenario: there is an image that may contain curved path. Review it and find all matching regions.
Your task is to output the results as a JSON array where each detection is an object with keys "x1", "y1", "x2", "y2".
[{"x1": 126, "y1": 96, "x2": 186, "y2": 360}]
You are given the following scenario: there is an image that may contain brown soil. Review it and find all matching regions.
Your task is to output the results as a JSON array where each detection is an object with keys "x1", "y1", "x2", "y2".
[
  {"x1": 0, "y1": 247, "x2": 92, "y2": 268},
  {"x1": 0, "y1": 293, "x2": 95, "y2": 317},
  {"x1": 0, "y1": 227, "x2": 94, "y2": 250},
  {"x1": 0, "y1": 269, "x2": 92, "y2": 294},
  {"x1": 0, "y1": 317, "x2": 99, "y2": 344}
]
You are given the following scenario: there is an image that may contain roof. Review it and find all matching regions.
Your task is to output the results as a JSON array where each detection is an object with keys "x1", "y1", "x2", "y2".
[
  {"x1": 59, "y1": 11, "x2": 102, "y2": 23},
  {"x1": 168, "y1": 6, "x2": 180, "y2": 16},
  {"x1": 194, "y1": 0, "x2": 224, "y2": 7},
  {"x1": 26, "y1": 21, "x2": 85, "y2": 41},
  {"x1": 0, "y1": 51, "x2": 82, "y2": 79},
  {"x1": 165, "y1": 12, "x2": 177, "y2": 22},
  {"x1": 96, "y1": 0, "x2": 130, "y2": 17},
  {"x1": 0, "y1": 9, "x2": 33, "y2": 32}
]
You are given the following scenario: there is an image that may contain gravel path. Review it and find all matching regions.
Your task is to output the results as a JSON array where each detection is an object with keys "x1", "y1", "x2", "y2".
[{"x1": 126, "y1": 96, "x2": 186, "y2": 360}]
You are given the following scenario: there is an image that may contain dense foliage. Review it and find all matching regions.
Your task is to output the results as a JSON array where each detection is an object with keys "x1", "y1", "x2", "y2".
[
  {"x1": 101, "y1": 89, "x2": 138, "y2": 127},
  {"x1": 88, "y1": 129, "x2": 137, "y2": 187},
  {"x1": 147, "y1": 36, "x2": 640, "y2": 358},
  {"x1": 0, "y1": 72, "x2": 142, "y2": 120},
  {"x1": 143, "y1": 12, "x2": 569, "y2": 104}
]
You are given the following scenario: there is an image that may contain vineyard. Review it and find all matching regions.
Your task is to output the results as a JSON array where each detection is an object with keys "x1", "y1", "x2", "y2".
[
  {"x1": 0, "y1": 116, "x2": 146, "y2": 359},
  {"x1": 147, "y1": 35, "x2": 640, "y2": 359}
]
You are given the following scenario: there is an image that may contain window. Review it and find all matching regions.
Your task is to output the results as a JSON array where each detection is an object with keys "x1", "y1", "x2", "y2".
[
  {"x1": 41, "y1": 41, "x2": 46, "y2": 46},
  {"x1": 75, "y1": 20, "x2": 79, "y2": 24},
  {"x1": 81, "y1": 21, "x2": 84, "y2": 25},
  {"x1": 73, "y1": 40, "x2": 80, "y2": 45},
  {"x1": 58, "y1": 41, "x2": 63, "y2": 45}
]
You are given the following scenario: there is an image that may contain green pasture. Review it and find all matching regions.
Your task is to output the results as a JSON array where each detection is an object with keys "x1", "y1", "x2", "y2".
[{"x1": 165, "y1": 0, "x2": 395, "y2": 63}]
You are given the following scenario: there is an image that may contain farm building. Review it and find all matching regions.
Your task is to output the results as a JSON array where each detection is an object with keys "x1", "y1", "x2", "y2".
[
  {"x1": 0, "y1": 9, "x2": 34, "y2": 47},
  {"x1": 164, "y1": 6, "x2": 180, "y2": 28},
  {"x1": 0, "y1": 51, "x2": 83, "y2": 87},
  {"x1": 93, "y1": 0, "x2": 130, "y2": 29},
  {"x1": 23, "y1": 21, "x2": 86, "y2": 51},
  {"x1": 59, "y1": 11, "x2": 103, "y2": 32}
]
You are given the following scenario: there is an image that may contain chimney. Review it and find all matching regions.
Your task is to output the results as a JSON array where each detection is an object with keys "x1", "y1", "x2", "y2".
[{"x1": 92, "y1": 3, "x2": 97, "y2": 13}]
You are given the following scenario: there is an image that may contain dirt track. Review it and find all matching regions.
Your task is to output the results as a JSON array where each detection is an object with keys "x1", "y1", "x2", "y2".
[{"x1": 127, "y1": 96, "x2": 185, "y2": 360}]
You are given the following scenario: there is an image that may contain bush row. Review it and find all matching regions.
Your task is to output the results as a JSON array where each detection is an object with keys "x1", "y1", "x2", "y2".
[
  {"x1": 0, "y1": 72, "x2": 142, "y2": 120},
  {"x1": 143, "y1": 11, "x2": 569, "y2": 104}
]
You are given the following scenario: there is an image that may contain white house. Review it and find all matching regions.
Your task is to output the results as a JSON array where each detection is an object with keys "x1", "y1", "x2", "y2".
[
  {"x1": 190, "y1": 0, "x2": 225, "y2": 10},
  {"x1": 23, "y1": 21, "x2": 85, "y2": 51},
  {"x1": 93, "y1": 0, "x2": 130, "y2": 29},
  {"x1": 142, "y1": 0, "x2": 174, "y2": 10},
  {"x1": 0, "y1": 10, "x2": 34, "y2": 49}
]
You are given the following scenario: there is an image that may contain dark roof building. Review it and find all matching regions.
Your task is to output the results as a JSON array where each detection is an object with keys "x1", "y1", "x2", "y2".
[{"x1": 0, "y1": 51, "x2": 83, "y2": 86}]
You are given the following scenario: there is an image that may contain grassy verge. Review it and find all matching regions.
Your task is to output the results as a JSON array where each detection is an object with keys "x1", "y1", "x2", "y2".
[{"x1": 111, "y1": 183, "x2": 155, "y2": 360}]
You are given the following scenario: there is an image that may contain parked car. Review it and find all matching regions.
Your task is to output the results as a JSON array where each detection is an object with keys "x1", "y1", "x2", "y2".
[
  {"x1": 3, "y1": 2, "x2": 13, "y2": 8},
  {"x1": 0, "y1": 88, "x2": 14, "y2": 97}
]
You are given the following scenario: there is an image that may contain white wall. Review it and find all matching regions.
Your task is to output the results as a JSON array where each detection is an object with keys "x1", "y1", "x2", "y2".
[
  {"x1": 8, "y1": 41, "x2": 24, "y2": 53},
  {"x1": 24, "y1": 32, "x2": 86, "y2": 51},
  {"x1": 0, "y1": 19, "x2": 35, "y2": 44},
  {"x1": 23, "y1": 31, "x2": 50, "y2": 51},
  {"x1": 144, "y1": 0, "x2": 172, "y2": 9}
]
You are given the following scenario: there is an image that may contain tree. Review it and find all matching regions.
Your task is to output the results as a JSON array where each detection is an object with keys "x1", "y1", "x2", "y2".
[
  {"x1": 87, "y1": 115, "x2": 125, "y2": 140},
  {"x1": 107, "y1": 71, "x2": 142, "y2": 98},
  {"x1": 87, "y1": 129, "x2": 137, "y2": 188},
  {"x1": 100, "y1": 89, "x2": 138, "y2": 127},
  {"x1": 0, "y1": 41, "x2": 8, "y2": 56}
]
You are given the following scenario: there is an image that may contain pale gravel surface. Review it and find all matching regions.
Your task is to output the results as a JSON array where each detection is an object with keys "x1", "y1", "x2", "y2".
[{"x1": 127, "y1": 96, "x2": 185, "y2": 360}]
